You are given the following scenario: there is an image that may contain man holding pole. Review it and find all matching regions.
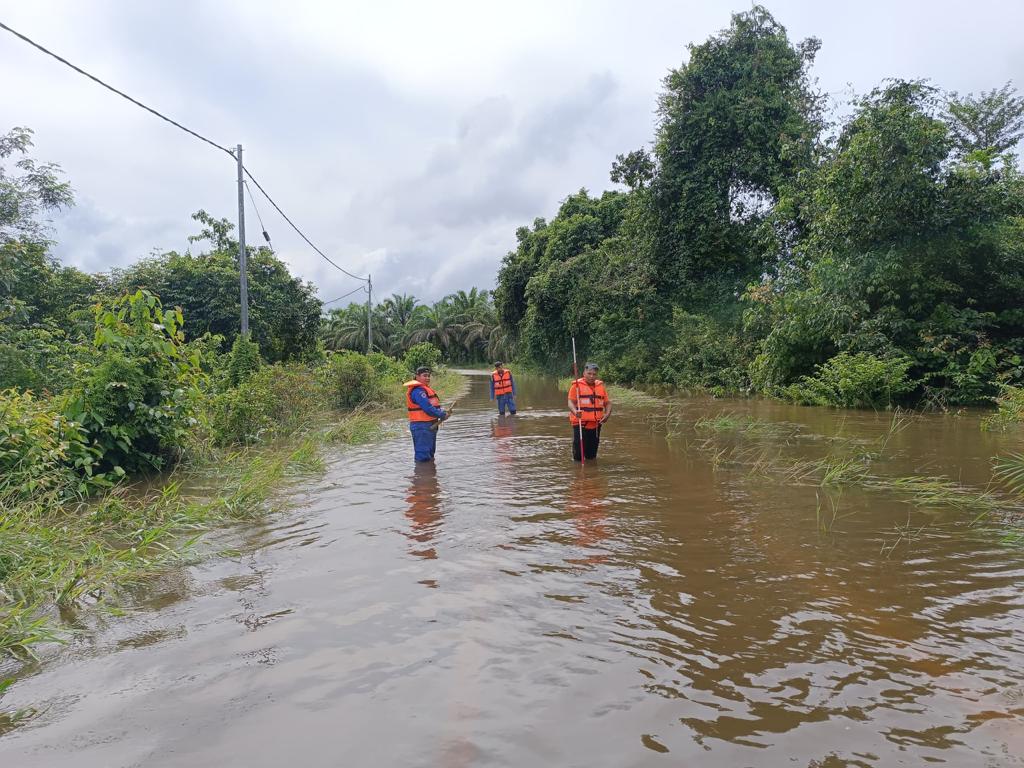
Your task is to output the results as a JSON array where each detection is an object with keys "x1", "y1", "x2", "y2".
[
  {"x1": 404, "y1": 366, "x2": 450, "y2": 462},
  {"x1": 568, "y1": 362, "x2": 611, "y2": 462}
]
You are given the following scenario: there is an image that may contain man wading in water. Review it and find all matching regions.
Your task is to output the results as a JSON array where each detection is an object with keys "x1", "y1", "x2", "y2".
[
  {"x1": 403, "y1": 366, "x2": 450, "y2": 462},
  {"x1": 568, "y1": 362, "x2": 611, "y2": 461}
]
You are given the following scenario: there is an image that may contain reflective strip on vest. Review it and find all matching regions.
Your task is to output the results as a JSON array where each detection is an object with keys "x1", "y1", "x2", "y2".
[{"x1": 492, "y1": 369, "x2": 513, "y2": 396}]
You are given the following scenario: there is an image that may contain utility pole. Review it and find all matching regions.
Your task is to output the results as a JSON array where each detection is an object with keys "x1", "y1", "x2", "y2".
[
  {"x1": 236, "y1": 144, "x2": 250, "y2": 336},
  {"x1": 366, "y1": 273, "x2": 373, "y2": 352}
]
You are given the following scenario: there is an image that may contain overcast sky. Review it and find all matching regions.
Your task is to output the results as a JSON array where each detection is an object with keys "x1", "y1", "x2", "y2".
[{"x1": 2, "y1": 0, "x2": 1021, "y2": 304}]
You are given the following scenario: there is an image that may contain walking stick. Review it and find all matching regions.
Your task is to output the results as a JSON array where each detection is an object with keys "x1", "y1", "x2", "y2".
[
  {"x1": 572, "y1": 337, "x2": 585, "y2": 465},
  {"x1": 431, "y1": 400, "x2": 457, "y2": 432}
]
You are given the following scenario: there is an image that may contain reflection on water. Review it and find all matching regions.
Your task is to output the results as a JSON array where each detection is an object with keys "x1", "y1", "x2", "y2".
[
  {"x1": 2, "y1": 371, "x2": 1024, "y2": 767},
  {"x1": 404, "y1": 462, "x2": 443, "y2": 560}
]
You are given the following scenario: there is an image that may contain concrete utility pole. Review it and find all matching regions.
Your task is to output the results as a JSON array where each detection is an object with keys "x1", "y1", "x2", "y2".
[
  {"x1": 366, "y1": 273, "x2": 373, "y2": 352},
  {"x1": 236, "y1": 144, "x2": 250, "y2": 336}
]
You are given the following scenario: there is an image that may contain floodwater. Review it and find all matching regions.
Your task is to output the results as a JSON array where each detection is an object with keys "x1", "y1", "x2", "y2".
[{"x1": 2, "y1": 371, "x2": 1024, "y2": 767}]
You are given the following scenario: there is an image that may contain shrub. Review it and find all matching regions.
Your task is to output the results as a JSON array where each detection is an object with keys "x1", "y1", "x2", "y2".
[
  {"x1": 661, "y1": 309, "x2": 753, "y2": 395},
  {"x1": 207, "y1": 364, "x2": 324, "y2": 445},
  {"x1": 0, "y1": 389, "x2": 99, "y2": 497},
  {"x1": 784, "y1": 351, "x2": 914, "y2": 409},
  {"x1": 226, "y1": 334, "x2": 262, "y2": 386},
  {"x1": 63, "y1": 290, "x2": 204, "y2": 474},
  {"x1": 366, "y1": 352, "x2": 407, "y2": 384},
  {"x1": 318, "y1": 351, "x2": 381, "y2": 409},
  {"x1": 982, "y1": 384, "x2": 1024, "y2": 431},
  {"x1": 402, "y1": 342, "x2": 441, "y2": 375}
]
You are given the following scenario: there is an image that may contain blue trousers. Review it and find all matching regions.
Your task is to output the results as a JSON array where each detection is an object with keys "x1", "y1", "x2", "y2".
[
  {"x1": 410, "y1": 421, "x2": 438, "y2": 462},
  {"x1": 496, "y1": 393, "x2": 517, "y2": 415}
]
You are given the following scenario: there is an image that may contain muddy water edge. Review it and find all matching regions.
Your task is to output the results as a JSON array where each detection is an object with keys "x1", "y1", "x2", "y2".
[{"x1": 2, "y1": 370, "x2": 1023, "y2": 767}]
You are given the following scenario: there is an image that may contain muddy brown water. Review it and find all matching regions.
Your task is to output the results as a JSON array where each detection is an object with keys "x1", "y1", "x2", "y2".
[{"x1": 2, "y1": 371, "x2": 1024, "y2": 766}]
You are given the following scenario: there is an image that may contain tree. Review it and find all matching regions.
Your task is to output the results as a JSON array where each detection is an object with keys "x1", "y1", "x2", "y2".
[
  {"x1": 945, "y1": 82, "x2": 1024, "y2": 156},
  {"x1": 651, "y1": 6, "x2": 822, "y2": 289},
  {"x1": 107, "y1": 212, "x2": 322, "y2": 362},
  {"x1": 610, "y1": 149, "x2": 655, "y2": 190}
]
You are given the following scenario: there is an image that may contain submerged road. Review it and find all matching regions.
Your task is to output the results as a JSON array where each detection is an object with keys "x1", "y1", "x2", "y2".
[{"x1": 2, "y1": 371, "x2": 1023, "y2": 766}]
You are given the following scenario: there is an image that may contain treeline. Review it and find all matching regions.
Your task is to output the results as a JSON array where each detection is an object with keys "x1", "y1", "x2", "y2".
[
  {"x1": 494, "y1": 6, "x2": 1024, "y2": 409},
  {"x1": 323, "y1": 288, "x2": 508, "y2": 363}
]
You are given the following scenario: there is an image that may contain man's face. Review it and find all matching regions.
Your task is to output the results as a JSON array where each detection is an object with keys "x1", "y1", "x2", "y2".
[
  {"x1": 416, "y1": 372, "x2": 431, "y2": 385},
  {"x1": 583, "y1": 369, "x2": 597, "y2": 384},
  {"x1": 495, "y1": 365, "x2": 504, "y2": 373}
]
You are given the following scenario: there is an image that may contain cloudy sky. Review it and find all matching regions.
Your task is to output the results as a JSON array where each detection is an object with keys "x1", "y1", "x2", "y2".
[{"x1": 2, "y1": 1, "x2": 1021, "y2": 304}]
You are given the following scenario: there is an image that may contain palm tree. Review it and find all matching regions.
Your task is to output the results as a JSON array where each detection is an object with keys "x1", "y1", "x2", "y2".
[
  {"x1": 323, "y1": 304, "x2": 370, "y2": 352},
  {"x1": 405, "y1": 301, "x2": 461, "y2": 355}
]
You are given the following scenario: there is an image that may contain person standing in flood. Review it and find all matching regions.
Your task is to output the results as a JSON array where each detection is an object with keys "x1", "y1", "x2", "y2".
[
  {"x1": 404, "y1": 366, "x2": 449, "y2": 462},
  {"x1": 568, "y1": 362, "x2": 611, "y2": 461},
  {"x1": 489, "y1": 361, "x2": 517, "y2": 416}
]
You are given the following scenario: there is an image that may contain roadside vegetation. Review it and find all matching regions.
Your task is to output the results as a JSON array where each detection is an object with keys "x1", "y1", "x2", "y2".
[
  {"x1": 492, "y1": 6, "x2": 1024, "y2": 413},
  {"x1": 0, "y1": 128, "x2": 463, "y2": 668}
]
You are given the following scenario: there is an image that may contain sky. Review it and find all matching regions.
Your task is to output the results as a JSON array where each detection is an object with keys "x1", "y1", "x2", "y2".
[{"x1": 2, "y1": 0, "x2": 1022, "y2": 305}]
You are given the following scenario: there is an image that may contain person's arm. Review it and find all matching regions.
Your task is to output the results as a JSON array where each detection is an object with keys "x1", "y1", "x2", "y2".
[
  {"x1": 601, "y1": 388, "x2": 612, "y2": 423},
  {"x1": 411, "y1": 387, "x2": 447, "y2": 420},
  {"x1": 567, "y1": 382, "x2": 579, "y2": 418},
  {"x1": 510, "y1": 374, "x2": 516, "y2": 397}
]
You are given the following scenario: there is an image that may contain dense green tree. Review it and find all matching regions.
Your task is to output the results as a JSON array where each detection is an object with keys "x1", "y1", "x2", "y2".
[
  {"x1": 106, "y1": 211, "x2": 322, "y2": 362},
  {"x1": 945, "y1": 82, "x2": 1024, "y2": 156}
]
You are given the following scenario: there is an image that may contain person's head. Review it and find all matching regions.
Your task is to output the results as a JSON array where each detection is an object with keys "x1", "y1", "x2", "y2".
[
  {"x1": 494, "y1": 360, "x2": 504, "y2": 371},
  {"x1": 583, "y1": 362, "x2": 599, "y2": 384},
  {"x1": 415, "y1": 366, "x2": 432, "y2": 385}
]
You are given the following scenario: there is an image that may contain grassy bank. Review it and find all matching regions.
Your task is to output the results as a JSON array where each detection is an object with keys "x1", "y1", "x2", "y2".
[{"x1": 0, "y1": 301, "x2": 464, "y2": 671}]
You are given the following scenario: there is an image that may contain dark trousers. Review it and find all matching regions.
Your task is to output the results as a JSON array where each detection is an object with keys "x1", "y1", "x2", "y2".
[
  {"x1": 410, "y1": 422, "x2": 438, "y2": 462},
  {"x1": 571, "y1": 424, "x2": 601, "y2": 461}
]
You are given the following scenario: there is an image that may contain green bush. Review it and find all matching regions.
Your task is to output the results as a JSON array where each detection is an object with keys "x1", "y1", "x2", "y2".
[
  {"x1": 366, "y1": 351, "x2": 408, "y2": 384},
  {"x1": 402, "y1": 342, "x2": 441, "y2": 375},
  {"x1": 318, "y1": 351, "x2": 381, "y2": 409},
  {"x1": 982, "y1": 384, "x2": 1024, "y2": 431},
  {"x1": 0, "y1": 389, "x2": 98, "y2": 497},
  {"x1": 661, "y1": 309, "x2": 753, "y2": 395},
  {"x1": 226, "y1": 334, "x2": 262, "y2": 386},
  {"x1": 63, "y1": 290, "x2": 204, "y2": 473},
  {"x1": 784, "y1": 351, "x2": 915, "y2": 409},
  {"x1": 207, "y1": 364, "x2": 324, "y2": 445}
]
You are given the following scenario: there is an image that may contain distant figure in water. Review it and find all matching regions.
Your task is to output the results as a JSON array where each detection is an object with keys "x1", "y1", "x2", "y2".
[
  {"x1": 489, "y1": 361, "x2": 517, "y2": 416},
  {"x1": 403, "y1": 366, "x2": 449, "y2": 462},
  {"x1": 568, "y1": 362, "x2": 611, "y2": 461}
]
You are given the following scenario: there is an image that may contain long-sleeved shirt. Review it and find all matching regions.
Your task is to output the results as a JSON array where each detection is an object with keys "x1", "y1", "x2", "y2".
[
  {"x1": 489, "y1": 372, "x2": 517, "y2": 399},
  {"x1": 409, "y1": 386, "x2": 446, "y2": 419}
]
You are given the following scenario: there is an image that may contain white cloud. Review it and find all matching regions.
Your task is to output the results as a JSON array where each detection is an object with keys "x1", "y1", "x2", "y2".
[{"x1": 2, "y1": 0, "x2": 1022, "y2": 302}]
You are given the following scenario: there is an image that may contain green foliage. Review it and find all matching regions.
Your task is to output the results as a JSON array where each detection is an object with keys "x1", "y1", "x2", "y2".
[
  {"x1": 207, "y1": 363, "x2": 322, "y2": 445},
  {"x1": 105, "y1": 211, "x2": 322, "y2": 363},
  {"x1": 366, "y1": 351, "x2": 407, "y2": 383},
  {"x1": 403, "y1": 342, "x2": 442, "y2": 374},
  {"x1": 784, "y1": 352, "x2": 915, "y2": 409},
  {"x1": 945, "y1": 82, "x2": 1024, "y2": 156},
  {"x1": 318, "y1": 351, "x2": 381, "y2": 409},
  {"x1": 661, "y1": 309, "x2": 753, "y2": 395},
  {"x1": 0, "y1": 390, "x2": 95, "y2": 497},
  {"x1": 982, "y1": 385, "x2": 1024, "y2": 431},
  {"x1": 64, "y1": 290, "x2": 204, "y2": 474},
  {"x1": 226, "y1": 334, "x2": 262, "y2": 386}
]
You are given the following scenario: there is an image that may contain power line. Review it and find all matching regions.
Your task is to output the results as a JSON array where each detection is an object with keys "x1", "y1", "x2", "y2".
[
  {"x1": 0, "y1": 20, "x2": 235, "y2": 159},
  {"x1": 243, "y1": 180, "x2": 272, "y2": 247},
  {"x1": 242, "y1": 166, "x2": 368, "y2": 282},
  {"x1": 0, "y1": 19, "x2": 370, "y2": 284},
  {"x1": 323, "y1": 284, "x2": 368, "y2": 305}
]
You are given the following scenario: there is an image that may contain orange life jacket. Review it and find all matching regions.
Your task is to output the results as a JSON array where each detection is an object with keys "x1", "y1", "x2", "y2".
[
  {"x1": 404, "y1": 380, "x2": 442, "y2": 423},
  {"x1": 492, "y1": 368, "x2": 513, "y2": 396},
  {"x1": 569, "y1": 378, "x2": 609, "y2": 427}
]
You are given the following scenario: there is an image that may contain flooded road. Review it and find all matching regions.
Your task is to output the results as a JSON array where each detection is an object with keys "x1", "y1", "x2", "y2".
[{"x1": 2, "y1": 371, "x2": 1024, "y2": 766}]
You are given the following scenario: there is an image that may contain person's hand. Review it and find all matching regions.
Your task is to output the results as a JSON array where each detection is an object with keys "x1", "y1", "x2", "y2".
[{"x1": 440, "y1": 411, "x2": 450, "y2": 421}]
